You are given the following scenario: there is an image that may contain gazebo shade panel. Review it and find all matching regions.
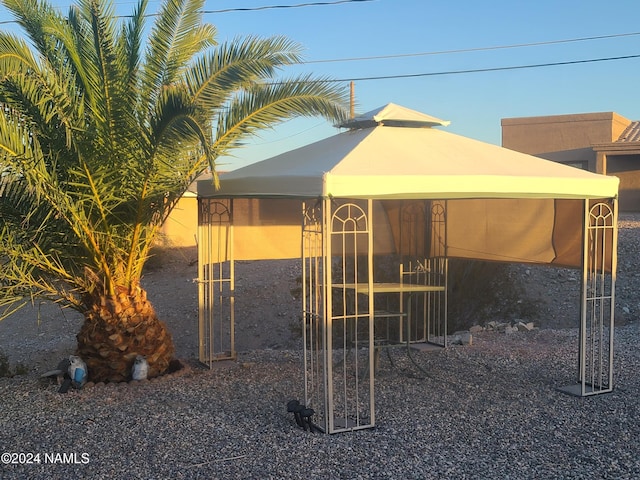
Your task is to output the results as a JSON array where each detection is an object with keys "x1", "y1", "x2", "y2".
[{"x1": 198, "y1": 197, "x2": 611, "y2": 270}]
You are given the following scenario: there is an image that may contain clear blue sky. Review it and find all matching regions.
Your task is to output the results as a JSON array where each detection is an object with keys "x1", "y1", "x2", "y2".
[{"x1": 2, "y1": 0, "x2": 640, "y2": 170}]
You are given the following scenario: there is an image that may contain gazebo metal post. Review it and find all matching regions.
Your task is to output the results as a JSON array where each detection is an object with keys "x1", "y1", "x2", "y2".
[
  {"x1": 561, "y1": 198, "x2": 617, "y2": 396},
  {"x1": 322, "y1": 198, "x2": 375, "y2": 433},
  {"x1": 366, "y1": 198, "x2": 375, "y2": 427},
  {"x1": 197, "y1": 198, "x2": 236, "y2": 367},
  {"x1": 430, "y1": 201, "x2": 448, "y2": 347},
  {"x1": 302, "y1": 200, "x2": 328, "y2": 432},
  {"x1": 324, "y1": 197, "x2": 334, "y2": 432}
]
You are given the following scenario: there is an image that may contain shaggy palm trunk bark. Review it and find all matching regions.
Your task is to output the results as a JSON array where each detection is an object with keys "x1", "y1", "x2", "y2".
[{"x1": 76, "y1": 286, "x2": 175, "y2": 383}]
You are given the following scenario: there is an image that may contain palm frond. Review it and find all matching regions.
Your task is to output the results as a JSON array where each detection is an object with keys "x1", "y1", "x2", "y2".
[
  {"x1": 120, "y1": 0, "x2": 147, "y2": 92},
  {"x1": 142, "y1": 0, "x2": 215, "y2": 106},
  {"x1": 2, "y1": 0, "x2": 63, "y2": 61},
  {"x1": 185, "y1": 35, "x2": 304, "y2": 109},
  {"x1": 213, "y1": 74, "x2": 348, "y2": 159},
  {"x1": 0, "y1": 33, "x2": 84, "y2": 151}
]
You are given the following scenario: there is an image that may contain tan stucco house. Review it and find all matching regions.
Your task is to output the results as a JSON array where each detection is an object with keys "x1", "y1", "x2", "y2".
[{"x1": 502, "y1": 112, "x2": 640, "y2": 211}]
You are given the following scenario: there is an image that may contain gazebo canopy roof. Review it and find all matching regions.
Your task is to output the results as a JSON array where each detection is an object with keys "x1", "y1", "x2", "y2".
[{"x1": 199, "y1": 103, "x2": 619, "y2": 200}]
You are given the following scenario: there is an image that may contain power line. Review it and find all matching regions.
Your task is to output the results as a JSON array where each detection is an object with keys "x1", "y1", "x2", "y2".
[
  {"x1": 283, "y1": 53, "x2": 640, "y2": 84},
  {"x1": 302, "y1": 31, "x2": 640, "y2": 64},
  {"x1": 228, "y1": 53, "x2": 640, "y2": 146},
  {"x1": 138, "y1": 0, "x2": 376, "y2": 17},
  {"x1": 201, "y1": 0, "x2": 375, "y2": 14},
  {"x1": 1, "y1": 2, "x2": 638, "y2": 82},
  {"x1": 2, "y1": 4, "x2": 639, "y2": 69},
  {"x1": 0, "y1": 0, "x2": 375, "y2": 25}
]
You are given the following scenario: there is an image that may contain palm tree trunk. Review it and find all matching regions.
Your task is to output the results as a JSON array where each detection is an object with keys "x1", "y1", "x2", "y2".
[{"x1": 76, "y1": 286, "x2": 175, "y2": 383}]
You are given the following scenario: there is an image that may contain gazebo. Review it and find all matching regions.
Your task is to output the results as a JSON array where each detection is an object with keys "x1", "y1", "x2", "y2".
[{"x1": 196, "y1": 104, "x2": 619, "y2": 434}]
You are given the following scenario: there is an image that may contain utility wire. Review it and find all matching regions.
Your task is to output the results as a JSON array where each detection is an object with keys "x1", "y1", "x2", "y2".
[
  {"x1": 2, "y1": 7, "x2": 638, "y2": 71},
  {"x1": 287, "y1": 53, "x2": 640, "y2": 84},
  {"x1": 133, "y1": 0, "x2": 376, "y2": 17},
  {"x1": 0, "y1": 0, "x2": 374, "y2": 24},
  {"x1": 201, "y1": 0, "x2": 375, "y2": 14},
  {"x1": 1, "y1": 1, "x2": 638, "y2": 81},
  {"x1": 0, "y1": 0, "x2": 374, "y2": 25},
  {"x1": 101, "y1": 0, "x2": 372, "y2": 8},
  {"x1": 1, "y1": 0, "x2": 638, "y2": 70},
  {"x1": 302, "y1": 31, "x2": 640, "y2": 64}
]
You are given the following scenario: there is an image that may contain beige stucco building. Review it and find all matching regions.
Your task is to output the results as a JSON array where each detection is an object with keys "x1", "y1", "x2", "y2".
[
  {"x1": 502, "y1": 112, "x2": 640, "y2": 211},
  {"x1": 157, "y1": 189, "x2": 199, "y2": 248}
]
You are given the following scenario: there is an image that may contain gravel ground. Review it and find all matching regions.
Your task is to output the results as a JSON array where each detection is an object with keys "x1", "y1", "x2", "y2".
[
  {"x1": 0, "y1": 214, "x2": 639, "y2": 479},
  {"x1": 1, "y1": 326, "x2": 639, "y2": 479}
]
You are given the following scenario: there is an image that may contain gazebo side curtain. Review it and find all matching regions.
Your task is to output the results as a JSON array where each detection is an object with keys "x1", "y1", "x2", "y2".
[{"x1": 207, "y1": 197, "x2": 614, "y2": 271}]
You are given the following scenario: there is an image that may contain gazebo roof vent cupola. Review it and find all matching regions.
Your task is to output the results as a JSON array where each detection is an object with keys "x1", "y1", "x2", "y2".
[{"x1": 338, "y1": 103, "x2": 451, "y2": 130}]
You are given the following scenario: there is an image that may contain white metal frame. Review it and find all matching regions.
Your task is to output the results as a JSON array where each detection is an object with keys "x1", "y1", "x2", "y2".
[
  {"x1": 303, "y1": 199, "x2": 375, "y2": 433},
  {"x1": 302, "y1": 199, "x2": 454, "y2": 433},
  {"x1": 302, "y1": 200, "x2": 327, "y2": 430},
  {"x1": 398, "y1": 201, "x2": 448, "y2": 347},
  {"x1": 559, "y1": 199, "x2": 618, "y2": 396},
  {"x1": 197, "y1": 198, "x2": 236, "y2": 367},
  {"x1": 198, "y1": 195, "x2": 618, "y2": 434}
]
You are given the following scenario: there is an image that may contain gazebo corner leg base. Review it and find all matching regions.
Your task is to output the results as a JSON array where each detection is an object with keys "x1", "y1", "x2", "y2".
[{"x1": 557, "y1": 383, "x2": 614, "y2": 397}]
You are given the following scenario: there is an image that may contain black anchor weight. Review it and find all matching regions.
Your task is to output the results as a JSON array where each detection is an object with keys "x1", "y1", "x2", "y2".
[
  {"x1": 287, "y1": 400, "x2": 321, "y2": 433},
  {"x1": 300, "y1": 407, "x2": 320, "y2": 433},
  {"x1": 287, "y1": 399, "x2": 305, "y2": 428}
]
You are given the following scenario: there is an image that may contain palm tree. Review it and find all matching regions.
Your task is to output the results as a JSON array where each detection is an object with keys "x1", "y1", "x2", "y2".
[{"x1": 0, "y1": 0, "x2": 348, "y2": 382}]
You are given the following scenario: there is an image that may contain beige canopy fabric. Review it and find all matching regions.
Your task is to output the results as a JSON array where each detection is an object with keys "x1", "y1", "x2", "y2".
[
  {"x1": 198, "y1": 103, "x2": 618, "y2": 200},
  {"x1": 197, "y1": 104, "x2": 619, "y2": 267}
]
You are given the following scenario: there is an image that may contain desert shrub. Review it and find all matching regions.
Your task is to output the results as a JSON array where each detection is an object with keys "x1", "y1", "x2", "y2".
[
  {"x1": 144, "y1": 246, "x2": 198, "y2": 272},
  {"x1": 0, "y1": 350, "x2": 10, "y2": 377},
  {"x1": 0, "y1": 349, "x2": 28, "y2": 377},
  {"x1": 447, "y1": 259, "x2": 538, "y2": 332}
]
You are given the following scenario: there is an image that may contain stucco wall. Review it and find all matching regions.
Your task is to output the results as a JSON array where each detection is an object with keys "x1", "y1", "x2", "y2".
[
  {"x1": 501, "y1": 112, "x2": 631, "y2": 155},
  {"x1": 158, "y1": 194, "x2": 198, "y2": 248},
  {"x1": 501, "y1": 112, "x2": 639, "y2": 211}
]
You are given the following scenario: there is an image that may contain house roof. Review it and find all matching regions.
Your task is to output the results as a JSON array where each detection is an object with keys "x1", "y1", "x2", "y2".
[
  {"x1": 617, "y1": 121, "x2": 640, "y2": 143},
  {"x1": 593, "y1": 120, "x2": 640, "y2": 153}
]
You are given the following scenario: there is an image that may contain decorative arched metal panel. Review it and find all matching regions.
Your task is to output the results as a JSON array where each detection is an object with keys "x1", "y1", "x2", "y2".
[
  {"x1": 560, "y1": 199, "x2": 618, "y2": 397},
  {"x1": 197, "y1": 199, "x2": 235, "y2": 366},
  {"x1": 303, "y1": 199, "x2": 376, "y2": 433},
  {"x1": 580, "y1": 201, "x2": 617, "y2": 395},
  {"x1": 302, "y1": 201, "x2": 327, "y2": 430}
]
